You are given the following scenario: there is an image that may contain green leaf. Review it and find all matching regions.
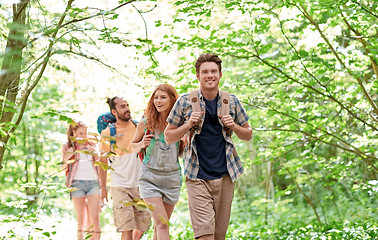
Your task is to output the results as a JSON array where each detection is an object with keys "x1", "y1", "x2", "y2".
[
  {"x1": 137, "y1": 38, "x2": 152, "y2": 44},
  {"x1": 298, "y1": 50, "x2": 309, "y2": 58}
]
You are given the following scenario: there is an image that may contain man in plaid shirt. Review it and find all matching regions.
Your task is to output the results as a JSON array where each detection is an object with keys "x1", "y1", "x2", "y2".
[{"x1": 165, "y1": 53, "x2": 252, "y2": 240}]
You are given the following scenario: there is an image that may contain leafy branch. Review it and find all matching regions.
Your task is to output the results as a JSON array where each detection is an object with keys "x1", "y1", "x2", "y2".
[
  {"x1": 131, "y1": 3, "x2": 158, "y2": 66},
  {"x1": 268, "y1": 8, "x2": 335, "y2": 98},
  {"x1": 60, "y1": 0, "x2": 137, "y2": 29},
  {"x1": 55, "y1": 49, "x2": 124, "y2": 76},
  {"x1": 247, "y1": 101, "x2": 378, "y2": 172},
  {"x1": 350, "y1": 0, "x2": 378, "y2": 18},
  {"x1": 339, "y1": 9, "x2": 378, "y2": 77},
  {"x1": 0, "y1": 0, "x2": 142, "y2": 168},
  {"x1": 8, "y1": 0, "x2": 75, "y2": 140},
  {"x1": 231, "y1": 52, "x2": 377, "y2": 132},
  {"x1": 296, "y1": 3, "x2": 378, "y2": 114}
]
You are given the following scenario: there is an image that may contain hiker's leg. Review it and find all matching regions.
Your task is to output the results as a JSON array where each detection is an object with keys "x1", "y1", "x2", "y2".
[
  {"x1": 86, "y1": 193, "x2": 101, "y2": 240},
  {"x1": 72, "y1": 196, "x2": 87, "y2": 240}
]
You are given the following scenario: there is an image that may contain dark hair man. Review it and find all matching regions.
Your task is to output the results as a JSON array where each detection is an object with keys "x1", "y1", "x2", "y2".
[{"x1": 99, "y1": 97, "x2": 151, "y2": 240}]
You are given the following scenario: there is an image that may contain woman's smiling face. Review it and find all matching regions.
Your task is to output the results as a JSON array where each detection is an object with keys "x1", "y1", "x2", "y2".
[{"x1": 154, "y1": 90, "x2": 171, "y2": 113}]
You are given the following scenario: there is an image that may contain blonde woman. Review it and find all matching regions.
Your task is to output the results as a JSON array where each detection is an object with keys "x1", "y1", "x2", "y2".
[{"x1": 62, "y1": 121, "x2": 101, "y2": 240}]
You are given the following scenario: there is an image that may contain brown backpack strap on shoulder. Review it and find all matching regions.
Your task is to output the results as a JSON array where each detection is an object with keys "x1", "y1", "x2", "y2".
[
  {"x1": 220, "y1": 90, "x2": 230, "y2": 117},
  {"x1": 220, "y1": 90, "x2": 233, "y2": 135},
  {"x1": 189, "y1": 90, "x2": 201, "y2": 113},
  {"x1": 188, "y1": 90, "x2": 201, "y2": 148}
]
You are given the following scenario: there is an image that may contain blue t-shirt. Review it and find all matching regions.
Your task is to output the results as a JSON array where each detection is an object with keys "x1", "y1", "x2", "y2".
[{"x1": 195, "y1": 96, "x2": 228, "y2": 180}]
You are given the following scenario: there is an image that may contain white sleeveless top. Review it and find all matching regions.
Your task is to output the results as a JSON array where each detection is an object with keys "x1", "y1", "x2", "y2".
[{"x1": 73, "y1": 153, "x2": 98, "y2": 180}]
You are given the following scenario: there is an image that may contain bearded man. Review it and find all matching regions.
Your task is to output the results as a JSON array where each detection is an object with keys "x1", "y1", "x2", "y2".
[{"x1": 99, "y1": 97, "x2": 151, "y2": 240}]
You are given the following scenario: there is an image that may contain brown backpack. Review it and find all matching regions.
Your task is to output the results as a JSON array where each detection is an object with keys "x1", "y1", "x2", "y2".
[
  {"x1": 187, "y1": 90, "x2": 233, "y2": 148},
  {"x1": 189, "y1": 89, "x2": 230, "y2": 119}
]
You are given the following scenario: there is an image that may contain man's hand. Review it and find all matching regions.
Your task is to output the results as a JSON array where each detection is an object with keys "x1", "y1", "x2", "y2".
[
  {"x1": 189, "y1": 111, "x2": 203, "y2": 128},
  {"x1": 165, "y1": 111, "x2": 203, "y2": 145},
  {"x1": 219, "y1": 115, "x2": 253, "y2": 141},
  {"x1": 219, "y1": 114, "x2": 235, "y2": 130}
]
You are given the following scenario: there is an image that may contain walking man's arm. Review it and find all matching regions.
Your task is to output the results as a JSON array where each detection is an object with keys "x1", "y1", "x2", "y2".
[
  {"x1": 220, "y1": 114, "x2": 252, "y2": 141},
  {"x1": 165, "y1": 111, "x2": 202, "y2": 145}
]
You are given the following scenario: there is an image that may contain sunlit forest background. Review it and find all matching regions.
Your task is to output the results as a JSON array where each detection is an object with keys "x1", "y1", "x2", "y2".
[{"x1": 0, "y1": 0, "x2": 377, "y2": 239}]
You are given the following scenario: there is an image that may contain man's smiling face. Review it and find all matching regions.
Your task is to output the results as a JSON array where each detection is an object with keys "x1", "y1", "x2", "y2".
[
  {"x1": 112, "y1": 98, "x2": 131, "y2": 122},
  {"x1": 196, "y1": 62, "x2": 222, "y2": 91}
]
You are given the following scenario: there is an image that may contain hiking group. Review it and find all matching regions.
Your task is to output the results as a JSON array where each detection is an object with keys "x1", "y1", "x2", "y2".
[{"x1": 62, "y1": 53, "x2": 253, "y2": 240}]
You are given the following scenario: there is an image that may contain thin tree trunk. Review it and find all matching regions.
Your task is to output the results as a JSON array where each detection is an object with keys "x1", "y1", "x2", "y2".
[
  {"x1": 0, "y1": 0, "x2": 29, "y2": 119},
  {"x1": 0, "y1": 1, "x2": 29, "y2": 170},
  {"x1": 264, "y1": 160, "x2": 274, "y2": 223},
  {"x1": 287, "y1": 168, "x2": 322, "y2": 224}
]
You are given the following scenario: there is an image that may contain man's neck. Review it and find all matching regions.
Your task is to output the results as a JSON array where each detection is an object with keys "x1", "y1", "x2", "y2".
[
  {"x1": 115, "y1": 119, "x2": 130, "y2": 127},
  {"x1": 200, "y1": 88, "x2": 218, "y2": 101}
]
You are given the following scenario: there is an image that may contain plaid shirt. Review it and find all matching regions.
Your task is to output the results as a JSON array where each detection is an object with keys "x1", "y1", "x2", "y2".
[{"x1": 166, "y1": 89, "x2": 250, "y2": 182}]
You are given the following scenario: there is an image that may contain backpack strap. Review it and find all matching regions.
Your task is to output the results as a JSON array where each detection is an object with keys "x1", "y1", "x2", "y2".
[
  {"x1": 188, "y1": 90, "x2": 201, "y2": 148},
  {"x1": 189, "y1": 90, "x2": 201, "y2": 113},
  {"x1": 131, "y1": 119, "x2": 138, "y2": 127},
  {"x1": 138, "y1": 118, "x2": 157, "y2": 162},
  {"x1": 219, "y1": 91, "x2": 237, "y2": 157},
  {"x1": 103, "y1": 112, "x2": 116, "y2": 123},
  {"x1": 220, "y1": 90, "x2": 230, "y2": 117},
  {"x1": 190, "y1": 90, "x2": 230, "y2": 116},
  {"x1": 219, "y1": 90, "x2": 233, "y2": 136},
  {"x1": 187, "y1": 90, "x2": 233, "y2": 146},
  {"x1": 109, "y1": 123, "x2": 116, "y2": 147}
]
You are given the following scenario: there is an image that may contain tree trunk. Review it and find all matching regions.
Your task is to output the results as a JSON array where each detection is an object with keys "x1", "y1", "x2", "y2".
[{"x1": 0, "y1": 1, "x2": 29, "y2": 170}]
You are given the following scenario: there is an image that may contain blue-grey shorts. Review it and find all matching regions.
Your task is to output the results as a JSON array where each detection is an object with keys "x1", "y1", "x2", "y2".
[
  {"x1": 139, "y1": 164, "x2": 181, "y2": 206},
  {"x1": 70, "y1": 180, "x2": 100, "y2": 198}
]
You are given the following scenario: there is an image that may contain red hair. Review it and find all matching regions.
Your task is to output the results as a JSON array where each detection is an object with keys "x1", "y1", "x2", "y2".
[{"x1": 144, "y1": 84, "x2": 179, "y2": 132}]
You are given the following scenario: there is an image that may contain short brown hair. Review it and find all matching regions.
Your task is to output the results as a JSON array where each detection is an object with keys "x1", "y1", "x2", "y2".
[{"x1": 195, "y1": 53, "x2": 222, "y2": 74}]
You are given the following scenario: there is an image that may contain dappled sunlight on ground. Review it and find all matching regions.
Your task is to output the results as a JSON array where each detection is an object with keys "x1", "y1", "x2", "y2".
[
  {"x1": 0, "y1": 182, "x2": 192, "y2": 239},
  {"x1": 0, "y1": 206, "x2": 152, "y2": 239}
]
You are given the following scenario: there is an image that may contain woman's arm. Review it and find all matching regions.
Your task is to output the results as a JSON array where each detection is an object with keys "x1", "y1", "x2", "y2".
[
  {"x1": 61, "y1": 143, "x2": 74, "y2": 170},
  {"x1": 131, "y1": 120, "x2": 154, "y2": 153}
]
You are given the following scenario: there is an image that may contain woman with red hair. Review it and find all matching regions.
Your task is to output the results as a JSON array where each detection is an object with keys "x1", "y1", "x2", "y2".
[{"x1": 132, "y1": 84, "x2": 182, "y2": 240}]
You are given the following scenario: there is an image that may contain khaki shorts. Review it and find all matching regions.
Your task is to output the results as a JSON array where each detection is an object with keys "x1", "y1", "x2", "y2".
[
  {"x1": 186, "y1": 175, "x2": 235, "y2": 239},
  {"x1": 111, "y1": 187, "x2": 151, "y2": 232}
]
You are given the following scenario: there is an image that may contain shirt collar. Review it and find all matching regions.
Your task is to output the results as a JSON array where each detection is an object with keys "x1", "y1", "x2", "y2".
[{"x1": 198, "y1": 88, "x2": 222, "y2": 101}]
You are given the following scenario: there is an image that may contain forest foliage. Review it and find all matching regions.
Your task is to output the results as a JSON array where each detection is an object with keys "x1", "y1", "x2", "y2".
[{"x1": 0, "y1": 0, "x2": 377, "y2": 239}]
